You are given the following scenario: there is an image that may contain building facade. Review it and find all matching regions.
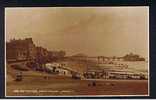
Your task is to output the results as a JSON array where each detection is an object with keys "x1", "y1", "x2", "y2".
[{"x1": 6, "y1": 38, "x2": 36, "y2": 62}]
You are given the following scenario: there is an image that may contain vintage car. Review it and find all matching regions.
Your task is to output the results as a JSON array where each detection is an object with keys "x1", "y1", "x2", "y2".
[{"x1": 15, "y1": 72, "x2": 23, "y2": 81}]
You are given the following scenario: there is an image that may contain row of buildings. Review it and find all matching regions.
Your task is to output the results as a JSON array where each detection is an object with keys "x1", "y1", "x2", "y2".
[
  {"x1": 6, "y1": 38, "x2": 65, "y2": 63},
  {"x1": 6, "y1": 38, "x2": 37, "y2": 61}
]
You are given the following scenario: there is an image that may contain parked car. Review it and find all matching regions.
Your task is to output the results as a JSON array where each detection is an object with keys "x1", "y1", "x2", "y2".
[
  {"x1": 71, "y1": 72, "x2": 81, "y2": 79},
  {"x1": 15, "y1": 72, "x2": 23, "y2": 81}
]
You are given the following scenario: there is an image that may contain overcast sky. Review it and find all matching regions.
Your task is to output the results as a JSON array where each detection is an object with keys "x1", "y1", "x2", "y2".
[{"x1": 5, "y1": 7, "x2": 148, "y2": 57}]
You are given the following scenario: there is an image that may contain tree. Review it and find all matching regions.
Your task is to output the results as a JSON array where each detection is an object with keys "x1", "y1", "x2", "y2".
[{"x1": 58, "y1": 50, "x2": 66, "y2": 57}]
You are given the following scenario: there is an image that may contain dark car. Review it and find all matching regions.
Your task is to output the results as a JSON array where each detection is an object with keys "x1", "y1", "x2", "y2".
[{"x1": 15, "y1": 72, "x2": 23, "y2": 81}]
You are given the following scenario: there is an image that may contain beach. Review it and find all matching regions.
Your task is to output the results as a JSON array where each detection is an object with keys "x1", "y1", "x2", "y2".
[{"x1": 6, "y1": 73, "x2": 148, "y2": 96}]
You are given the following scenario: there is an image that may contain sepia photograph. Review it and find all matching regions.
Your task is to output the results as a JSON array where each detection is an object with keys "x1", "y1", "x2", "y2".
[{"x1": 5, "y1": 7, "x2": 149, "y2": 96}]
